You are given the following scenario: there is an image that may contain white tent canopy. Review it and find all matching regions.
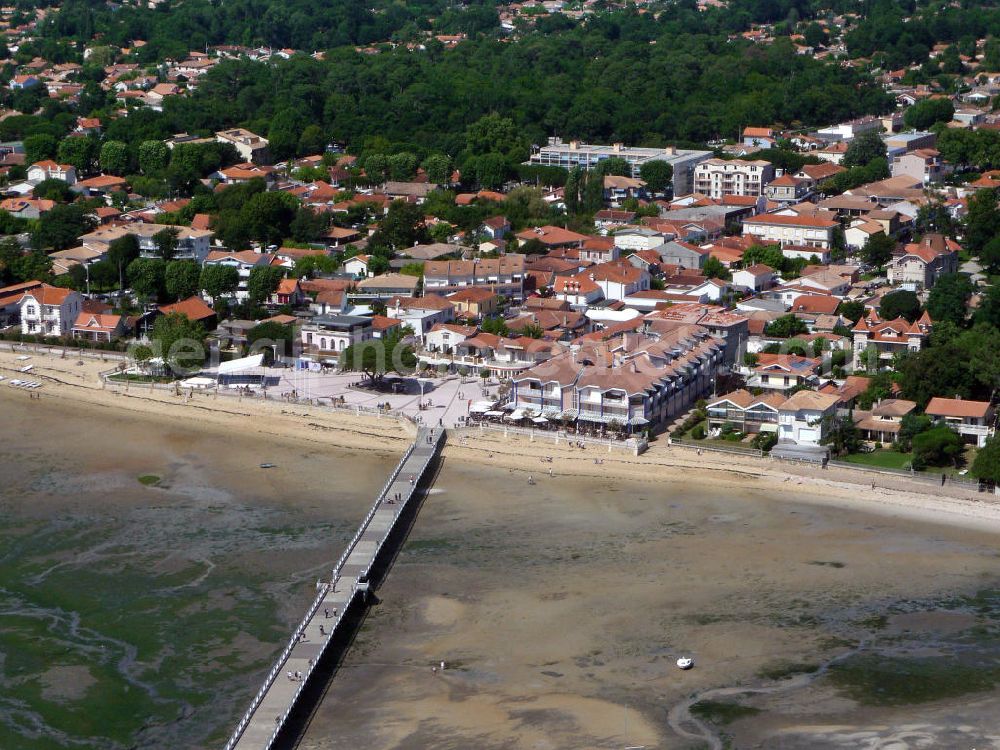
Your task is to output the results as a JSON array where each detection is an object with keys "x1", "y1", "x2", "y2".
[{"x1": 217, "y1": 353, "x2": 265, "y2": 375}]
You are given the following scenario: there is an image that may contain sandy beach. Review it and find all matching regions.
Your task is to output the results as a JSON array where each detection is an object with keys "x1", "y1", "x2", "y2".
[
  {"x1": 1, "y1": 346, "x2": 996, "y2": 535},
  {"x1": 3, "y1": 347, "x2": 1000, "y2": 749}
]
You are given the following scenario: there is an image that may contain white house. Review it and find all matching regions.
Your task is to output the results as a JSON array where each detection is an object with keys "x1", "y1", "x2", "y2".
[
  {"x1": 731, "y1": 264, "x2": 775, "y2": 292},
  {"x1": 424, "y1": 322, "x2": 477, "y2": 354},
  {"x1": 19, "y1": 284, "x2": 83, "y2": 337},
  {"x1": 742, "y1": 213, "x2": 838, "y2": 250},
  {"x1": 300, "y1": 315, "x2": 373, "y2": 362},
  {"x1": 777, "y1": 389, "x2": 840, "y2": 445},
  {"x1": 613, "y1": 228, "x2": 667, "y2": 252},
  {"x1": 925, "y1": 397, "x2": 996, "y2": 448},
  {"x1": 342, "y1": 254, "x2": 371, "y2": 278},
  {"x1": 27, "y1": 161, "x2": 78, "y2": 185}
]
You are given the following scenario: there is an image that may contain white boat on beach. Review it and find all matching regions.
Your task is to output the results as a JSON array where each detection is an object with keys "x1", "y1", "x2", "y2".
[{"x1": 676, "y1": 657, "x2": 694, "y2": 670}]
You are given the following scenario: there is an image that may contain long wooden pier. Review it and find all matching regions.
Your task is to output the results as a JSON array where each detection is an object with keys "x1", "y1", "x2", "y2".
[{"x1": 223, "y1": 427, "x2": 445, "y2": 750}]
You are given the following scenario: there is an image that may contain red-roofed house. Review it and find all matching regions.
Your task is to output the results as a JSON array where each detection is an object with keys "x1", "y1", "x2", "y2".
[
  {"x1": 27, "y1": 160, "x2": 77, "y2": 185},
  {"x1": 72, "y1": 312, "x2": 127, "y2": 342},
  {"x1": 887, "y1": 234, "x2": 959, "y2": 289},
  {"x1": 515, "y1": 225, "x2": 589, "y2": 249},
  {"x1": 158, "y1": 296, "x2": 218, "y2": 328},
  {"x1": 270, "y1": 277, "x2": 305, "y2": 307},
  {"x1": 742, "y1": 213, "x2": 838, "y2": 249},
  {"x1": 925, "y1": 397, "x2": 995, "y2": 447},
  {"x1": 852, "y1": 310, "x2": 932, "y2": 369}
]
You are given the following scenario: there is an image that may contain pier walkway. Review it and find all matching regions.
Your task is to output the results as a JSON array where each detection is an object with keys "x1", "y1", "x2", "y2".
[{"x1": 224, "y1": 426, "x2": 445, "y2": 750}]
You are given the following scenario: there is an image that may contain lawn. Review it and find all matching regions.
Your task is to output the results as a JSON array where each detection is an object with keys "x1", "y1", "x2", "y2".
[{"x1": 842, "y1": 450, "x2": 913, "y2": 470}]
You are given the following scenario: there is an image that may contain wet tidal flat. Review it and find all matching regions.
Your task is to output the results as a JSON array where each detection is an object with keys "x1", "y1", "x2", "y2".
[
  {"x1": 0, "y1": 394, "x2": 396, "y2": 750},
  {"x1": 299, "y1": 458, "x2": 1000, "y2": 750}
]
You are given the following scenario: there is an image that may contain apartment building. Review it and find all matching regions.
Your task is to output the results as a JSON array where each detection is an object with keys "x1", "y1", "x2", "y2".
[
  {"x1": 423, "y1": 256, "x2": 526, "y2": 299},
  {"x1": 526, "y1": 137, "x2": 711, "y2": 195},
  {"x1": 215, "y1": 128, "x2": 271, "y2": 164},
  {"x1": 692, "y1": 159, "x2": 775, "y2": 199},
  {"x1": 741, "y1": 213, "x2": 838, "y2": 249},
  {"x1": 80, "y1": 223, "x2": 214, "y2": 263},
  {"x1": 511, "y1": 327, "x2": 724, "y2": 430}
]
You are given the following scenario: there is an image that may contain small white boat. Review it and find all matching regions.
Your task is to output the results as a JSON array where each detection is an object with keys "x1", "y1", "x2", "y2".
[
  {"x1": 259, "y1": 463, "x2": 276, "y2": 469},
  {"x1": 676, "y1": 657, "x2": 694, "y2": 670}
]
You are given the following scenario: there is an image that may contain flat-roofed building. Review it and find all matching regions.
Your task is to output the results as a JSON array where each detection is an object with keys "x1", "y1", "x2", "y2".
[{"x1": 526, "y1": 137, "x2": 711, "y2": 195}]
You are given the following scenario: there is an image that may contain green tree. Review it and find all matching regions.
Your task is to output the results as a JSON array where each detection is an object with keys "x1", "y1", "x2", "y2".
[
  {"x1": 247, "y1": 320, "x2": 294, "y2": 359},
  {"x1": 422, "y1": 153, "x2": 452, "y2": 184},
  {"x1": 464, "y1": 114, "x2": 527, "y2": 162},
  {"x1": 911, "y1": 425, "x2": 963, "y2": 469},
  {"x1": 903, "y1": 98, "x2": 955, "y2": 130},
  {"x1": 164, "y1": 260, "x2": 201, "y2": 301},
  {"x1": 974, "y1": 284, "x2": 1000, "y2": 328},
  {"x1": 971, "y1": 435, "x2": 1000, "y2": 484},
  {"x1": 11, "y1": 250, "x2": 53, "y2": 284},
  {"x1": 702, "y1": 256, "x2": 731, "y2": 280},
  {"x1": 240, "y1": 191, "x2": 300, "y2": 245},
  {"x1": 742, "y1": 244, "x2": 785, "y2": 270},
  {"x1": 878, "y1": 290, "x2": 921, "y2": 322},
  {"x1": 339, "y1": 329, "x2": 416, "y2": 381},
  {"x1": 247, "y1": 265, "x2": 285, "y2": 304},
  {"x1": 363, "y1": 153, "x2": 388, "y2": 183},
  {"x1": 57, "y1": 136, "x2": 99, "y2": 173},
  {"x1": 926, "y1": 272, "x2": 974, "y2": 326},
  {"x1": 474, "y1": 153, "x2": 509, "y2": 190},
  {"x1": 860, "y1": 232, "x2": 895, "y2": 269},
  {"x1": 99, "y1": 140, "x2": 129, "y2": 174},
  {"x1": 32, "y1": 204, "x2": 95, "y2": 250},
  {"x1": 127, "y1": 257, "x2": 166, "y2": 301},
  {"x1": 594, "y1": 156, "x2": 630, "y2": 176},
  {"x1": 480, "y1": 316, "x2": 510, "y2": 336},
  {"x1": 823, "y1": 415, "x2": 861, "y2": 457},
  {"x1": 897, "y1": 412, "x2": 932, "y2": 452},
  {"x1": 199, "y1": 264, "x2": 240, "y2": 301},
  {"x1": 765, "y1": 314, "x2": 808, "y2": 338},
  {"x1": 639, "y1": 159, "x2": 674, "y2": 195},
  {"x1": 24, "y1": 133, "x2": 57, "y2": 164},
  {"x1": 150, "y1": 312, "x2": 207, "y2": 374},
  {"x1": 915, "y1": 202, "x2": 956, "y2": 236},
  {"x1": 289, "y1": 206, "x2": 327, "y2": 243},
  {"x1": 387, "y1": 152, "x2": 418, "y2": 181},
  {"x1": 294, "y1": 253, "x2": 338, "y2": 278},
  {"x1": 837, "y1": 300, "x2": 865, "y2": 323},
  {"x1": 980, "y1": 236, "x2": 1000, "y2": 276},
  {"x1": 107, "y1": 234, "x2": 140, "y2": 289},
  {"x1": 802, "y1": 22, "x2": 826, "y2": 49},
  {"x1": 297, "y1": 124, "x2": 326, "y2": 156},
  {"x1": 33, "y1": 178, "x2": 74, "y2": 202},
  {"x1": 138, "y1": 140, "x2": 169, "y2": 174},
  {"x1": 843, "y1": 130, "x2": 886, "y2": 167},
  {"x1": 963, "y1": 189, "x2": 1000, "y2": 255},
  {"x1": 368, "y1": 199, "x2": 428, "y2": 251},
  {"x1": 153, "y1": 226, "x2": 180, "y2": 260},
  {"x1": 897, "y1": 342, "x2": 974, "y2": 407}
]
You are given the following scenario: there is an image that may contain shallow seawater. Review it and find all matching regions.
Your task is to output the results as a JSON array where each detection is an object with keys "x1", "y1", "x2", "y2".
[
  {"x1": 293, "y1": 458, "x2": 1000, "y2": 750},
  {"x1": 0, "y1": 394, "x2": 395, "y2": 750}
]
